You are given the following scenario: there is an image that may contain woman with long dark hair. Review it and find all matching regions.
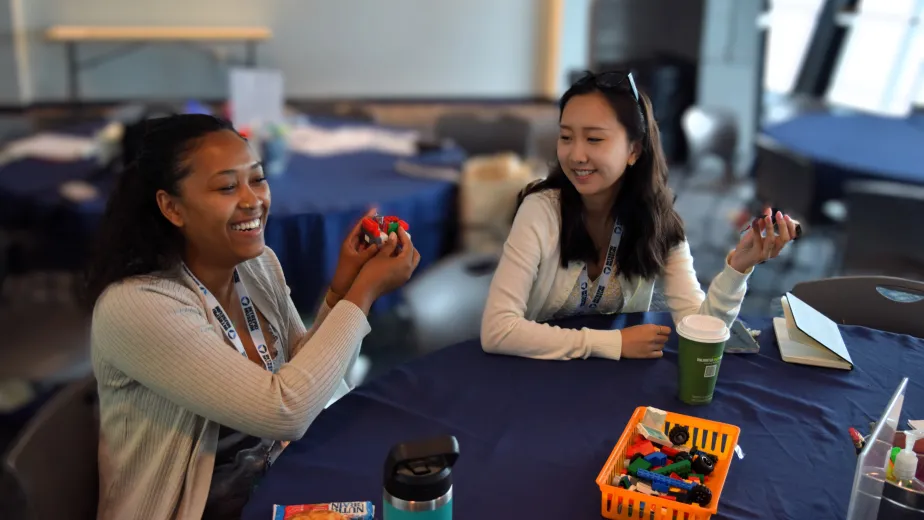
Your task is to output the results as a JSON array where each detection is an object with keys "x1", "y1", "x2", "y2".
[
  {"x1": 85, "y1": 114, "x2": 419, "y2": 519},
  {"x1": 481, "y1": 72, "x2": 795, "y2": 360}
]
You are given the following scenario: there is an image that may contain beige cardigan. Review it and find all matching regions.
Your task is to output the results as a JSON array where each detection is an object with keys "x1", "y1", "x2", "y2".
[
  {"x1": 91, "y1": 248, "x2": 370, "y2": 519},
  {"x1": 481, "y1": 189, "x2": 752, "y2": 360}
]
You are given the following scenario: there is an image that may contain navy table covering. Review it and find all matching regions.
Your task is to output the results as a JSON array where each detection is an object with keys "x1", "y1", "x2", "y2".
[
  {"x1": 243, "y1": 312, "x2": 924, "y2": 520},
  {"x1": 0, "y1": 118, "x2": 464, "y2": 311},
  {"x1": 761, "y1": 112, "x2": 924, "y2": 208}
]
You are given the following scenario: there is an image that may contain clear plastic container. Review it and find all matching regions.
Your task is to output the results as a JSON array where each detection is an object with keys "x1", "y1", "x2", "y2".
[{"x1": 847, "y1": 377, "x2": 908, "y2": 519}]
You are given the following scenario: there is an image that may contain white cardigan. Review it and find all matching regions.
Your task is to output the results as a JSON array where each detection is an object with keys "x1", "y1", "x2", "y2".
[{"x1": 480, "y1": 190, "x2": 752, "y2": 360}]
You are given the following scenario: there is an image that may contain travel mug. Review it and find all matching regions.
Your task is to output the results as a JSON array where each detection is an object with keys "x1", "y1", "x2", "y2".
[{"x1": 383, "y1": 435, "x2": 459, "y2": 520}]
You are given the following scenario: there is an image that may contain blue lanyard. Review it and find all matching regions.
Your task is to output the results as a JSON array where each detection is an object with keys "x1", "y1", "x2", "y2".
[
  {"x1": 578, "y1": 220, "x2": 623, "y2": 309},
  {"x1": 183, "y1": 265, "x2": 276, "y2": 372}
]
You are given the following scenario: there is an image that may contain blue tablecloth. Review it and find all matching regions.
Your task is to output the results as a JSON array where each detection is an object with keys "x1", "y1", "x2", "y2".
[
  {"x1": 0, "y1": 119, "x2": 464, "y2": 310},
  {"x1": 761, "y1": 112, "x2": 924, "y2": 206},
  {"x1": 243, "y1": 312, "x2": 924, "y2": 520}
]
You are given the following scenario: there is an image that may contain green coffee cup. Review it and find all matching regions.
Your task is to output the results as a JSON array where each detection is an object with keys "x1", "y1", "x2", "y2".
[{"x1": 676, "y1": 315, "x2": 730, "y2": 405}]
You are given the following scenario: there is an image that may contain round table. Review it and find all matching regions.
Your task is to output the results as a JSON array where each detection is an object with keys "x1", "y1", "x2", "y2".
[
  {"x1": 0, "y1": 118, "x2": 464, "y2": 311},
  {"x1": 761, "y1": 112, "x2": 924, "y2": 205},
  {"x1": 242, "y1": 311, "x2": 924, "y2": 520}
]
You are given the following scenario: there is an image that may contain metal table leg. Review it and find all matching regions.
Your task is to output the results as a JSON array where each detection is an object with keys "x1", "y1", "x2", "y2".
[
  {"x1": 245, "y1": 41, "x2": 256, "y2": 67},
  {"x1": 66, "y1": 41, "x2": 79, "y2": 101}
]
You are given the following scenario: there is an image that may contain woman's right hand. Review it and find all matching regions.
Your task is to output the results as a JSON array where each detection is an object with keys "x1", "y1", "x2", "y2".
[
  {"x1": 344, "y1": 227, "x2": 420, "y2": 313},
  {"x1": 620, "y1": 324, "x2": 671, "y2": 359}
]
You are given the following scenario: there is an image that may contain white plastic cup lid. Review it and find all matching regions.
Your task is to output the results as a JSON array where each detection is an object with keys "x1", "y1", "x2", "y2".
[{"x1": 676, "y1": 315, "x2": 730, "y2": 344}]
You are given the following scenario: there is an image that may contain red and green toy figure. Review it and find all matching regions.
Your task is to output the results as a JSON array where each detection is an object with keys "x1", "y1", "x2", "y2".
[{"x1": 361, "y1": 215, "x2": 410, "y2": 247}]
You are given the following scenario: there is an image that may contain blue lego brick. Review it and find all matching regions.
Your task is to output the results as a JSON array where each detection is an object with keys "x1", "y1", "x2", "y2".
[
  {"x1": 644, "y1": 452, "x2": 668, "y2": 466},
  {"x1": 652, "y1": 480, "x2": 670, "y2": 493},
  {"x1": 636, "y1": 469, "x2": 694, "y2": 491}
]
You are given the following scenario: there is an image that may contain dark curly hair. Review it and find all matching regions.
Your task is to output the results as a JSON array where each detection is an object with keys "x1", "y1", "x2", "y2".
[{"x1": 83, "y1": 114, "x2": 240, "y2": 307}]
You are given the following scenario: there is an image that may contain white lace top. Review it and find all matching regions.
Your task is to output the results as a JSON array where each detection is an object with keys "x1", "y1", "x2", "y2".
[{"x1": 552, "y1": 266, "x2": 624, "y2": 319}]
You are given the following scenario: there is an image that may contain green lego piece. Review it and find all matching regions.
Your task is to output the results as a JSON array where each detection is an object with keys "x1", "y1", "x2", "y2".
[
  {"x1": 653, "y1": 460, "x2": 691, "y2": 476},
  {"x1": 627, "y1": 457, "x2": 652, "y2": 477},
  {"x1": 690, "y1": 473, "x2": 705, "y2": 482},
  {"x1": 619, "y1": 475, "x2": 631, "y2": 489},
  {"x1": 387, "y1": 221, "x2": 400, "y2": 234}
]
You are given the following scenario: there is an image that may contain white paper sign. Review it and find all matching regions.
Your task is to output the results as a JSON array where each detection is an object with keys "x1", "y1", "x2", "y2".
[{"x1": 228, "y1": 67, "x2": 285, "y2": 131}]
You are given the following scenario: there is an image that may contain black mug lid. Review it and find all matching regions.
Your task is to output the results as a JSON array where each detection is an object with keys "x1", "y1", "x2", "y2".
[{"x1": 384, "y1": 435, "x2": 459, "y2": 502}]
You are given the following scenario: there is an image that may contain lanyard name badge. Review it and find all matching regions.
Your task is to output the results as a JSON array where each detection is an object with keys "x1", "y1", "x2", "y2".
[
  {"x1": 183, "y1": 265, "x2": 275, "y2": 372},
  {"x1": 579, "y1": 220, "x2": 623, "y2": 309}
]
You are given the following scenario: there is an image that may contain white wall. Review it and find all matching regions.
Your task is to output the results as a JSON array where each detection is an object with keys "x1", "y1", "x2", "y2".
[
  {"x1": 557, "y1": 0, "x2": 592, "y2": 96},
  {"x1": 696, "y1": 0, "x2": 763, "y2": 166},
  {"x1": 17, "y1": 0, "x2": 545, "y2": 102}
]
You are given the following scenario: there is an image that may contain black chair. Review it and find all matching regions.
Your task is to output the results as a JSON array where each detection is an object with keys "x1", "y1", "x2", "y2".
[
  {"x1": 791, "y1": 276, "x2": 924, "y2": 338},
  {"x1": 752, "y1": 134, "x2": 847, "y2": 276},
  {"x1": 3, "y1": 376, "x2": 98, "y2": 520},
  {"x1": 434, "y1": 113, "x2": 531, "y2": 157},
  {"x1": 842, "y1": 180, "x2": 924, "y2": 280}
]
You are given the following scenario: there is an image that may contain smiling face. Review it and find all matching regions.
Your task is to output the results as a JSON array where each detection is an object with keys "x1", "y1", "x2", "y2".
[
  {"x1": 558, "y1": 91, "x2": 641, "y2": 200},
  {"x1": 156, "y1": 129, "x2": 271, "y2": 268}
]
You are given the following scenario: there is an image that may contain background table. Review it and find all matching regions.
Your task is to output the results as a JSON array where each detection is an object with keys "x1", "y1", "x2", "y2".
[
  {"x1": 0, "y1": 118, "x2": 464, "y2": 311},
  {"x1": 761, "y1": 112, "x2": 924, "y2": 206},
  {"x1": 243, "y1": 312, "x2": 924, "y2": 520}
]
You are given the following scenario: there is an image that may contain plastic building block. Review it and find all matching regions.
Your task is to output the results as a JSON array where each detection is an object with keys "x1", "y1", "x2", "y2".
[
  {"x1": 660, "y1": 445, "x2": 681, "y2": 458},
  {"x1": 361, "y1": 217, "x2": 387, "y2": 246},
  {"x1": 653, "y1": 460, "x2": 691, "y2": 477},
  {"x1": 635, "y1": 469, "x2": 694, "y2": 492},
  {"x1": 690, "y1": 473, "x2": 704, "y2": 482},
  {"x1": 668, "y1": 424, "x2": 690, "y2": 446},
  {"x1": 691, "y1": 447, "x2": 720, "y2": 461},
  {"x1": 628, "y1": 457, "x2": 652, "y2": 477},
  {"x1": 651, "y1": 480, "x2": 670, "y2": 493},
  {"x1": 644, "y1": 452, "x2": 667, "y2": 466},
  {"x1": 641, "y1": 407, "x2": 668, "y2": 431},
  {"x1": 637, "y1": 423, "x2": 672, "y2": 446},
  {"x1": 673, "y1": 451, "x2": 692, "y2": 463},
  {"x1": 627, "y1": 440, "x2": 656, "y2": 458},
  {"x1": 617, "y1": 475, "x2": 632, "y2": 489},
  {"x1": 691, "y1": 454, "x2": 715, "y2": 476},
  {"x1": 635, "y1": 482, "x2": 658, "y2": 496},
  {"x1": 687, "y1": 484, "x2": 713, "y2": 507},
  {"x1": 670, "y1": 472, "x2": 681, "y2": 480},
  {"x1": 361, "y1": 215, "x2": 411, "y2": 247}
]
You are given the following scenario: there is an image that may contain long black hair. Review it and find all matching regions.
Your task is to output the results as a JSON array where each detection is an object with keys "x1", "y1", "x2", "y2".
[
  {"x1": 518, "y1": 71, "x2": 685, "y2": 281},
  {"x1": 83, "y1": 114, "x2": 239, "y2": 307}
]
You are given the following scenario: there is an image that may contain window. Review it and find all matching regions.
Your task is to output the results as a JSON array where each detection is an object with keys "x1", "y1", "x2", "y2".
[
  {"x1": 826, "y1": 0, "x2": 924, "y2": 115},
  {"x1": 762, "y1": 0, "x2": 827, "y2": 94}
]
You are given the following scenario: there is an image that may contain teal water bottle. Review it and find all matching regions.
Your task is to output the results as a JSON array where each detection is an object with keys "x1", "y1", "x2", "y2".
[{"x1": 383, "y1": 435, "x2": 459, "y2": 520}]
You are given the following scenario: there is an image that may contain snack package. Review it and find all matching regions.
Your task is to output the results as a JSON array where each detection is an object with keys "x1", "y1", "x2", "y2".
[{"x1": 272, "y1": 502, "x2": 374, "y2": 520}]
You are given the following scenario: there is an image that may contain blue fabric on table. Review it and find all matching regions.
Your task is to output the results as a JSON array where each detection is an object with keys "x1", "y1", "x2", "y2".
[
  {"x1": 761, "y1": 113, "x2": 924, "y2": 206},
  {"x1": 243, "y1": 312, "x2": 924, "y2": 520},
  {"x1": 0, "y1": 118, "x2": 464, "y2": 310}
]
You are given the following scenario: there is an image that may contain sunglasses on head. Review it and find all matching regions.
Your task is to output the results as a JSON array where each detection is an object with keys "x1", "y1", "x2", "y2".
[{"x1": 575, "y1": 71, "x2": 640, "y2": 103}]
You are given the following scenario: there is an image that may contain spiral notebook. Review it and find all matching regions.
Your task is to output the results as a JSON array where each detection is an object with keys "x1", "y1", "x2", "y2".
[{"x1": 773, "y1": 292, "x2": 853, "y2": 370}]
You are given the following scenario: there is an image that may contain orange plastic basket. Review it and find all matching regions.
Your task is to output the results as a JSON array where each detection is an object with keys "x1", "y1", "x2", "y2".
[{"x1": 595, "y1": 407, "x2": 741, "y2": 520}]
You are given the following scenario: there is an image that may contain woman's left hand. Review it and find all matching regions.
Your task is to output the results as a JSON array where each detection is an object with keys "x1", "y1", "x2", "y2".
[
  {"x1": 329, "y1": 208, "x2": 380, "y2": 301},
  {"x1": 729, "y1": 208, "x2": 797, "y2": 273}
]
